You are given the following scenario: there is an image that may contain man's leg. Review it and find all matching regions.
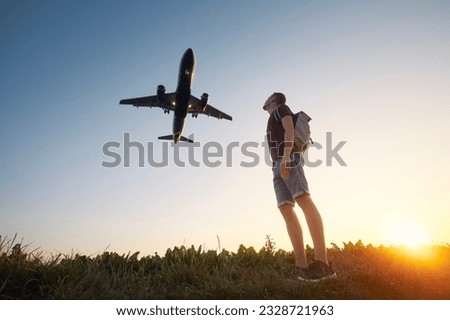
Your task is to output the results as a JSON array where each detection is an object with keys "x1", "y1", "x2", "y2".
[
  {"x1": 295, "y1": 194, "x2": 328, "y2": 265},
  {"x1": 279, "y1": 204, "x2": 308, "y2": 268}
]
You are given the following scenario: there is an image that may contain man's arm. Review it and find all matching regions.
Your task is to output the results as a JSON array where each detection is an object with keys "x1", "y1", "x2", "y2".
[
  {"x1": 281, "y1": 115, "x2": 294, "y2": 158},
  {"x1": 281, "y1": 115, "x2": 294, "y2": 178}
]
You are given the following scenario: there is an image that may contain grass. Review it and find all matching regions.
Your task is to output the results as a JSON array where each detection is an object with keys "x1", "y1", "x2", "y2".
[{"x1": 1, "y1": 235, "x2": 449, "y2": 299}]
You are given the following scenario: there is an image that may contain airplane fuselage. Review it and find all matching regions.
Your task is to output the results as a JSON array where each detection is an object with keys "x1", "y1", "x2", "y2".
[{"x1": 173, "y1": 48, "x2": 195, "y2": 143}]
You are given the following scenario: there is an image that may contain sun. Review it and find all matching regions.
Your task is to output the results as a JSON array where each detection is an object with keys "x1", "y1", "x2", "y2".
[{"x1": 383, "y1": 218, "x2": 431, "y2": 247}]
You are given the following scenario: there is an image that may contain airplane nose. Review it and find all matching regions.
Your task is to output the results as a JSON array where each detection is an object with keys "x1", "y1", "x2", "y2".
[
  {"x1": 183, "y1": 48, "x2": 195, "y2": 67},
  {"x1": 185, "y1": 48, "x2": 194, "y2": 57}
]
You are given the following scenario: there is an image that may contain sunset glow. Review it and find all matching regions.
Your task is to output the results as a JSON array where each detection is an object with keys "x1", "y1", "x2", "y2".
[{"x1": 383, "y1": 218, "x2": 431, "y2": 248}]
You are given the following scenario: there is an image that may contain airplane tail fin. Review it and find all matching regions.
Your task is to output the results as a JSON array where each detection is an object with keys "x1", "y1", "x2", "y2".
[
  {"x1": 158, "y1": 135, "x2": 173, "y2": 141},
  {"x1": 158, "y1": 134, "x2": 194, "y2": 143},
  {"x1": 179, "y1": 135, "x2": 194, "y2": 143}
]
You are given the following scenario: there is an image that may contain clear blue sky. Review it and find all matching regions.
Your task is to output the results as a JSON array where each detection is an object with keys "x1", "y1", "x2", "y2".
[{"x1": 1, "y1": 0, "x2": 449, "y2": 255}]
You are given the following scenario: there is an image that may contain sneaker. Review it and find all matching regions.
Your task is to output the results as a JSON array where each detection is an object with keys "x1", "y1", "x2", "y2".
[
  {"x1": 293, "y1": 266, "x2": 308, "y2": 279},
  {"x1": 298, "y1": 260, "x2": 337, "y2": 282}
]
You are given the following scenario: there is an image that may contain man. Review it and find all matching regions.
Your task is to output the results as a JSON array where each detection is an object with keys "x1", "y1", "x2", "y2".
[{"x1": 264, "y1": 92, "x2": 336, "y2": 281}]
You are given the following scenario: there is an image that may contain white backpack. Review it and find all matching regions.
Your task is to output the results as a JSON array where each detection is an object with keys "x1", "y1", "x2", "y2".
[{"x1": 275, "y1": 108, "x2": 312, "y2": 152}]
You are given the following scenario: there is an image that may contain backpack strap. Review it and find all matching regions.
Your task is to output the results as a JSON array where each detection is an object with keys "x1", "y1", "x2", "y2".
[
  {"x1": 273, "y1": 105, "x2": 293, "y2": 122},
  {"x1": 274, "y1": 107, "x2": 281, "y2": 122}
]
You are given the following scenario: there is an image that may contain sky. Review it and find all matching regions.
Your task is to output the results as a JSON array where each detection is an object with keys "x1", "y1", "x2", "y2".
[{"x1": 1, "y1": 0, "x2": 449, "y2": 256}]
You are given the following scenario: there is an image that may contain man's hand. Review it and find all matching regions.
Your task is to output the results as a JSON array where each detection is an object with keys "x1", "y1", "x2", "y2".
[{"x1": 280, "y1": 157, "x2": 291, "y2": 179}]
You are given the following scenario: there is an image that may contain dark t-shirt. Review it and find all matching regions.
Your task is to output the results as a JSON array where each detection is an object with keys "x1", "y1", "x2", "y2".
[{"x1": 266, "y1": 104, "x2": 294, "y2": 162}]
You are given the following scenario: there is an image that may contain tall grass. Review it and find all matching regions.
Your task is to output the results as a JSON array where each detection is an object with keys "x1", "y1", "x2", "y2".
[{"x1": 1, "y1": 235, "x2": 449, "y2": 299}]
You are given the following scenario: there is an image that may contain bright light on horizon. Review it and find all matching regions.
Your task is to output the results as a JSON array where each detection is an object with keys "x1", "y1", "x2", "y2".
[{"x1": 382, "y1": 217, "x2": 432, "y2": 248}]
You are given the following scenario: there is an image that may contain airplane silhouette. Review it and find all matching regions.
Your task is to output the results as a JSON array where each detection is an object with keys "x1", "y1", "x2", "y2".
[{"x1": 120, "y1": 48, "x2": 232, "y2": 143}]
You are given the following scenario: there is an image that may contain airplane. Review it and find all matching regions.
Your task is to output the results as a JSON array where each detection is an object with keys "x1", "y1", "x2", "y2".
[{"x1": 120, "y1": 48, "x2": 232, "y2": 143}]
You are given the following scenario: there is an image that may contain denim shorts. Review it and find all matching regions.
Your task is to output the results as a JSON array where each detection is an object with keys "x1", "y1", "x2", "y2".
[{"x1": 272, "y1": 153, "x2": 310, "y2": 208}]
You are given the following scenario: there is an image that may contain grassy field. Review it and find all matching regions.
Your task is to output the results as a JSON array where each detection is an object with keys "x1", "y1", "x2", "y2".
[{"x1": 1, "y1": 235, "x2": 449, "y2": 299}]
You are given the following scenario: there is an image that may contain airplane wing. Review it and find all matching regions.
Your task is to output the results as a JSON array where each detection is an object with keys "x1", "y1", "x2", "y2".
[
  {"x1": 188, "y1": 95, "x2": 233, "y2": 121},
  {"x1": 120, "y1": 93, "x2": 176, "y2": 111}
]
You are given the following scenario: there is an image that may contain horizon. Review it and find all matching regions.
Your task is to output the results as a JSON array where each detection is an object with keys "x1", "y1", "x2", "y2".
[{"x1": 1, "y1": 232, "x2": 448, "y2": 260}]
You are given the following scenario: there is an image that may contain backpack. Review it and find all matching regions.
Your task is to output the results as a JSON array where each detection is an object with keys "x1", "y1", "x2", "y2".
[{"x1": 274, "y1": 107, "x2": 313, "y2": 153}]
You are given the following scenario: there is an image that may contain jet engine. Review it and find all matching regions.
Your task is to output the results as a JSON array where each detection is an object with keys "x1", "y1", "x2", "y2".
[
  {"x1": 157, "y1": 85, "x2": 165, "y2": 105},
  {"x1": 200, "y1": 93, "x2": 209, "y2": 111}
]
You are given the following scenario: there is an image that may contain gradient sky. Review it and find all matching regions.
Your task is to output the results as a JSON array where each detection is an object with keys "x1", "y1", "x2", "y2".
[{"x1": 1, "y1": 0, "x2": 449, "y2": 256}]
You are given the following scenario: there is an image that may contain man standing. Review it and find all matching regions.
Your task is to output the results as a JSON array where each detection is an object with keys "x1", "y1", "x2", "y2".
[{"x1": 264, "y1": 92, "x2": 336, "y2": 281}]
